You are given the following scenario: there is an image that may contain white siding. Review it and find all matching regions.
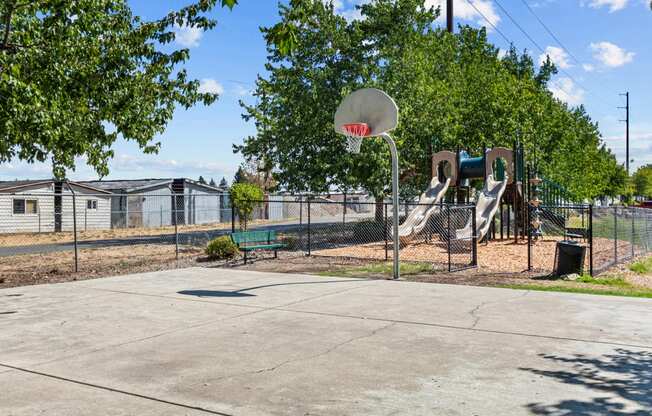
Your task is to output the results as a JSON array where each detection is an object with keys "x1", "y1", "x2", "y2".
[
  {"x1": 60, "y1": 186, "x2": 111, "y2": 231},
  {"x1": 138, "y1": 186, "x2": 173, "y2": 228},
  {"x1": 0, "y1": 184, "x2": 55, "y2": 233}
]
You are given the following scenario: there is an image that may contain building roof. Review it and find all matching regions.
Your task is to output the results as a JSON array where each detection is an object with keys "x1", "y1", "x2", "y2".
[
  {"x1": 0, "y1": 179, "x2": 111, "y2": 194},
  {"x1": 81, "y1": 178, "x2": 225, "y2": 193}
]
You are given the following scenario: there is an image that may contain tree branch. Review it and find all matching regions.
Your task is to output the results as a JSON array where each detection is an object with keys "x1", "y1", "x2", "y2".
[{"x1": 1, "y1": 5, "x2": 14, "y2": 50}]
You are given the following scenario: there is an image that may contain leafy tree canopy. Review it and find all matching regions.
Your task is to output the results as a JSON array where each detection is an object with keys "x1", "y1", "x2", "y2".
[
  {"x1": 236, "y1": 0, "x2": 626, "y2": 201},
  {"x1": 0, "y1": 0, "x2": 243, "y2": 179},
  {"x1": 230, "y1": 182, "x2": 263, "y2": 229},
  {"x1": 633, "y1": 165, "x2": 652, "y2": 199}
]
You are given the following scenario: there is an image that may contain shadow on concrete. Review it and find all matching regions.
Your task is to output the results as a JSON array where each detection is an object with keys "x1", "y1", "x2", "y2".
[
  {"x1": 177, "y1": 279, "x2": 363, "y2": 298},
  {"x1": 177, "y1": 290, "x2": 255, "y2": 298},
  {"x1": 521, "y1": 348, "x2": 652, "y2": 415}
]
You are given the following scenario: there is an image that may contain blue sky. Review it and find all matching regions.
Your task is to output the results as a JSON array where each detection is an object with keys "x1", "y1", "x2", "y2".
[{"x1": 1, "y1": 0, "x2": 649, "y2": 182}]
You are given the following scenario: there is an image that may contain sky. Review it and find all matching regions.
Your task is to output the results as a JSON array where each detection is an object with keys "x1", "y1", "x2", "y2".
[{"x1": 1, "y1": 0, "x2": 649, "y2": 183}]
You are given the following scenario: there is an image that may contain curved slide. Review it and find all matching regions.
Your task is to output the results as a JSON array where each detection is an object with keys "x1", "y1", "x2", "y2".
[
  {"x1": 456, "y1": 175, "x2": 508, "y2": 241},
  {"x1": 396, "y1": 177, "x2": 451, "y2": 239}
]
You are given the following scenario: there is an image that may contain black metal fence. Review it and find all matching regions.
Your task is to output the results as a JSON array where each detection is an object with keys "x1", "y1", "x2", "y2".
[
  {"x1": 527, "y1": 204, "x2": 652, "y2": 276},
  {"x1": 231, "y1": 198, "x2": 477, "y2": 272}
]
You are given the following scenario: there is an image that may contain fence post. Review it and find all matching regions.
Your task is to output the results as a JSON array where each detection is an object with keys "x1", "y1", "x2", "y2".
[
  {"x1": 614, "y1": 206, "x2": 618, "y2": 265},
  {"x1": 174, "y1": 193, "x2": 179, "y2": 260},
  {"x1": 447, "y1": 205, "x2": 452, "y2": 272},
  {"x1": 231, "y1": 204, "x2": 235, "y2": 232},
  {"x1": 299, "y1": 196, "x2": 303, "y2": 225},
  {"x1": 588, "y1": 204, "x2": 594, "y2": 276},
  {"x1": 66, "y1": 182, "x2": 79, "y2": 273},
  {"x1": 471, "y1": 205, "x2": 478, "y2": 267},
  {"x1": 631, "y1": 208, "x2": 636, "y2": 258},
  {"x1": 384, "y1": 202, "x2": 389, "y2": 261},
  {"x1": 307, "y1": 199, "x2": 311, "y2": 256},
  {"x1": 527, "y1": 204, "x2": 532, "y2": 271}
]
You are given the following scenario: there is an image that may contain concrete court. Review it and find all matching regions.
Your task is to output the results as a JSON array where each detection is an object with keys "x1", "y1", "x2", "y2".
[{"x1": 1, "y1": 268, "x2": 651, "y2": 416}]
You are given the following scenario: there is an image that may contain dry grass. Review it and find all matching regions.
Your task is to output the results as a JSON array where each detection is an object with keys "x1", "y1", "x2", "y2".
[{"x1": 0, "y1": 244, "x2": 205, "y2": 288}]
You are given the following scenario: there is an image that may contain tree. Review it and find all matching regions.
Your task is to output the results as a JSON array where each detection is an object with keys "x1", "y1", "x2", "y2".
[
  {"x1": 198, "y1": 176, "x2": 207, "y2": 184},
  {"x1": 209, "y1": 178, "x2": 217, "y2": 187},
  {"x1": 230, "y1": 182, "x2": 264, "y2": 230},
  {"x1": 233, "y1": 166, "x2": 247, "y2": 185},
  {"x1": 236, "y1": 0, "x2": 625, "y2": 203},
  {"x1": 0, "y1": 0, "x2": 249, "y2": 179},
  {"x1": 219, "y1": 177, "x2": 228, "y2": 188},
  {"x1": 633, "y1": 165, "x2": 652, "y2": 199}
]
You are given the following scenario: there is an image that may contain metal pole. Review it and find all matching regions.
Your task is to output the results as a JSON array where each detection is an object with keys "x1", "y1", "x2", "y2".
[
  {"x1": 614, "y1": 206, "x2": 618, "y2": 264},
  {"x1": 447, "y1": 205, "x2": 452, "y2": 272},
  {"x1": 231, "y1": 203, "x2": 235, "y2": 232},
  {"x1": 174, "y1": 193, "x2": 179, "y2": 260},
  {"x1": 66, "y1": 181, "x2": 79, "y2": 273},
  {"x1": 446, "y1": 0, "x2": 454, "y2": 33},
  {"x1": 382, "y1": 133, "x2": 400, "y2": 280},
  {"x1": 472, "y1": 205, "x2": 478, "y2": 267},
  {"x1": 631, "y1": 207, "x2": 636, "y2": 258},
  {"x1": 384, "y1": 202, "x2": 389, "y2": 261},
  {"x1": 588, "y1": 204, "x2": 594, "y2": 276},
  {"x1": 307, "y1": 199, "x2": 311, "y2": 256}
]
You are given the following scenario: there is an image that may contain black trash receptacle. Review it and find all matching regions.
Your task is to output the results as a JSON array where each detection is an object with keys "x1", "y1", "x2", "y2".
[{"x1": 554, "y1": 240, "x2": 586, "y2": 276}]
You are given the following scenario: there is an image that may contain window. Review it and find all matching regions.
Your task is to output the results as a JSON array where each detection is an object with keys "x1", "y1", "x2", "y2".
[
  {"x1": 13, "y1": 199, "x2": 38, "y2": 215},
  {"x1": 86, "y1": 200, "x2": 98, "y2": 210}
]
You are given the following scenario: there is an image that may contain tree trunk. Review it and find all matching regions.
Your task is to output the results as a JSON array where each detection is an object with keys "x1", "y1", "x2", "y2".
[{"x1": 375, "y1": 197, "x2": 384, "y2": 223}]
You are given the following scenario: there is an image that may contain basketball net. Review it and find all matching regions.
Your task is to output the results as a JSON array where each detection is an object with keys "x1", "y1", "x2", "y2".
[{"x1": 343, "y1": 123, "x2": 370, "y2": 155}]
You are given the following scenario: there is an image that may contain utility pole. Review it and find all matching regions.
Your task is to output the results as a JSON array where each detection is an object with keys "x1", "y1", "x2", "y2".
[
  {"x1": 619, "y1": 92, "x2": 630, "y2": 175},
  {"x1": 447, "y1": 0, "x2": 454, "y2": 33}
]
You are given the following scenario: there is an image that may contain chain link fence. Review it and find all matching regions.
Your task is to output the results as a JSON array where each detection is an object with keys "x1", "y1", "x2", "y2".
[
  {"x1": 591, "y1": 206, "x2": 652, "y2": 275},
  {"x1": 231, "y1": 198, "x2": 477, "y2": 272}
]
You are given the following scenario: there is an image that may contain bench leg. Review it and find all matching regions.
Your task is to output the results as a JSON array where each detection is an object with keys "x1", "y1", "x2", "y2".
[
  {"x1": 274, "y1": 250, "x2": 278, "y2": 259},
  {"x1": 244, "y1": 251, "x2": 247, "y2": 265}
]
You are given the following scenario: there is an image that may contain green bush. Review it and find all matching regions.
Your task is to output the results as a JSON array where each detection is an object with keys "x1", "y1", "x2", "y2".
[
  {"x1": 280, "y1": 234, "x2": 301, "y2": 250},
  {"x1": 230, "y1": 183, "x2": 264, "y2": 230},
  {"x1": 205, "y1": 236, "x2": 239, "y2": 260}
]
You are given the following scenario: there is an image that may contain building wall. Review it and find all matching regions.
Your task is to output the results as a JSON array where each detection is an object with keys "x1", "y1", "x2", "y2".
[
  {"x1": 0, "y1": 184, "x2": 55, "y2": 233},
  {"x1": 184, "y1": 183, "x2": 221, "y2": 225},
  {"x1": 60, "y1": 186, "x2": 111, "y2": 232},
  {"x1": 137, "y1": 185, "x2": 173, "y2": 228}
]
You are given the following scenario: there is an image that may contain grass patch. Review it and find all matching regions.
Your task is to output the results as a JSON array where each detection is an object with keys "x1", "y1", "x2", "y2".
[
  {"x1": 499, "y1": 283, "x2": 652, "y2": 299},
  {"x1": 576, "y1": 275, "x2": 632, "y2": 288},
  {"x1": 316, "y1": 262, "x2": 433, "y2": 278},
  {"x1": 629, "y1": 257, "x2": 652, "y2": 274}
]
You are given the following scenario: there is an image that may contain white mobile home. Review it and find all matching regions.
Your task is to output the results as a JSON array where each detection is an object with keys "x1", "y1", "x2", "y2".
[
  {"x1": 0, "y1": 180, "x2": 112, "y2": 233},
  {"x1": 82, "y1": 178, "x2": 228, "y2": 228}
]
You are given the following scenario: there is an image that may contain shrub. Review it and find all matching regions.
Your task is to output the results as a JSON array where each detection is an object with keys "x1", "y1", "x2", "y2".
[
  {"x1": 352, "y1": 219, "x2": 385, "y2": 242},
  {"x1": 280, "y1": 234, "x2": 301, "y2": 250},
  {"x1": 206, "y1": 236, "x2": 239, "y2": 260}
]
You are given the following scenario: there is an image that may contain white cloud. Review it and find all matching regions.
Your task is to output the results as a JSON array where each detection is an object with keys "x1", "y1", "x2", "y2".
[
  {"x1": 198, "y1": 79, "x2": 224, "y2": 95},
  {"x1": 582, "y1": 0, "x2": 628, "y2": 12},
  {"x1": 426, "y1": 0, "x2": 501, "y2": 28},
  {"x1": 548, "y1": 77, "x2": 585, "y2": 106},
  {"x1": 539, "y1": 46, "x2": 572, "y2": 69},
  {"x1": 582, "y1": 63, "x2": 595, "y2": 72},
  {"x1": 174, "y1": 24, "x2": 203, "y2": 48},
  {"x1": 590, "y1": 41, "x2": 634, "y2": 67},
  {"x1": 233, "y1": 85, "x2": 253, "y2": 97}
]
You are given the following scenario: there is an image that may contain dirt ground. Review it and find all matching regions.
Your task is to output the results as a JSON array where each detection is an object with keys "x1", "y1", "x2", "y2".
[{"x1": 0, "y1": 244, "x2": 209, "y2": 289}]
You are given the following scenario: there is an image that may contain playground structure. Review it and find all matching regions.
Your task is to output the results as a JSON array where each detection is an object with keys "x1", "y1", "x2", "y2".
[{"x1": 324, "y1": 88, "x2": 650, "y2": 277}]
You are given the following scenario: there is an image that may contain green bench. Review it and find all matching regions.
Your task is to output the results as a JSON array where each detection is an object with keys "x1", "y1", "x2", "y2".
[{"x1": 231, "y1": 230, "x2": 286, "y2": 264}]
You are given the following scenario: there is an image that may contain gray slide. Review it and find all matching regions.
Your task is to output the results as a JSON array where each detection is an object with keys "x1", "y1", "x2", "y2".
[
  {"x1": 456, "y1": 175, "x2": 508, "y2": 241},
  {"x1": 395, "y1": 177, "x2": 451, "y2": 239}
]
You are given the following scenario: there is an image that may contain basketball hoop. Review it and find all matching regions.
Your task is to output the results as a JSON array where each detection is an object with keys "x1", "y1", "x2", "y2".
[{"x1": 343, "y1": 123, "x2": 370, "y2": 154}]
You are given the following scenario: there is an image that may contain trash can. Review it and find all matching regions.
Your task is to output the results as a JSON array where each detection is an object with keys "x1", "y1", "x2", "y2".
[{"x1": 554, "y1": 240, "x2": 586, "y2": 276}]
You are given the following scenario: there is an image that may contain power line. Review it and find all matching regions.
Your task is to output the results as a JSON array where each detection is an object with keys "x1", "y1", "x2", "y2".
[
  {"x1": 481, "y1": 0, "x2": 613, "y2": 108},
  {"x1": 464, "y1": 0, "x2": 512, "y2": 45},
  {"x1": 518, "y1": 0, "x2": 582, "y2": 66}
]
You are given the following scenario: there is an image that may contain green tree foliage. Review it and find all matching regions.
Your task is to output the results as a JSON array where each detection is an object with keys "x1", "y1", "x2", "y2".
[
  {"x1": 236, "y1": 0, "x2": 625, "y2": 201},
  {"x1": 0, "y1": 0, "x2": 245, "y2": 179},
  {"x1": 198, "y1": 175, "x2": 206, "y2": 184},
  {"x1": 233, "y1": 166, "x2": 247, "y2": 184},
  {"x1": 633, "y1": 165, "x2": 652, "y2": 198},
  {"x1": 219, "y1": 177, "x2": 228, "y2": 188},
  {"x1": 230, "y1": 182, "x2": 263, "y2": 229}
]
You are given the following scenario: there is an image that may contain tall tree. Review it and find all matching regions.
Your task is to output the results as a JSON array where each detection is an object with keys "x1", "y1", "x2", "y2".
[
  {"x1": 0, "y1": 0, "x2": 247, "y2": 178},
  {"x1": 236, "y1": 0, "x2": 625, "y2": 201},
  {"x1": 219, "y1": 177, "x2": 228, "y2": 188},
  {"x1": 198, "y1": 176, "x2": 207, "y2": 184}
]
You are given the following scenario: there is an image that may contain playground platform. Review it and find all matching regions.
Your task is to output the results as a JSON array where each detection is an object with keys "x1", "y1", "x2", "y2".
[{"x1": 2, "y1": 268, "x2": 651, "y2": 415}]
